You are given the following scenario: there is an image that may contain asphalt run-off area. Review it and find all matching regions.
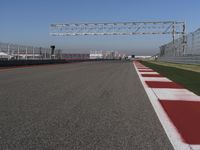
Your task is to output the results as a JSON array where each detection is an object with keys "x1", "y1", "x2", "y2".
[{"x1": 0, "y1": 61, "x2": 173, "y2": 150}]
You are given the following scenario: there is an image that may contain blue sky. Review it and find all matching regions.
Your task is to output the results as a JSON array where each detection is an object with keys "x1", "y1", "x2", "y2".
[{"x1": 0, "y1": 0, "x2": 200, "y2": 55}]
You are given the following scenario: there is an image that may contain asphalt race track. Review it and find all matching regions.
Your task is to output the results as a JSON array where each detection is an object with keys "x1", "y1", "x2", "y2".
[{"x1": 0, "y1": 61, "x2": 173, "y2": 150}]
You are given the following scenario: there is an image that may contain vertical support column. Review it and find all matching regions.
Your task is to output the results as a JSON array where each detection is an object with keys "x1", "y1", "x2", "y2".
[
  {"x1": 26, "y1": 47, "x2": 28, "y2": 60},
  {"x1": 182, "y1": 22, "x2": 186, "y2": 55},
  {"x1": 191, "y1": 33, "x2": 194, "y2": 55},
  {"x1": 172, "y1": 22, "x2": 176, "y2": 56},
  {"x1": 45, "y1": 49, "x2": 47, "y2": 59},
  {"x1": 60, "y1": 50, "x2": 62, "y2": 59},
  {"x1": 7, "y1": 44, "x2": 10, "y2": 60},
  {"x1": 102, "y1": 23, "x2": 104, "y2": 34},
  {"x1": 33, "y1": 47, "x2": 35, "y2": 59},
  {"x1": 39, "y1": 47, "x2": 42, "y2": 60},
  {"x1": 49, "y1": 49, "x2": 51, "y2": 59},
  {"x1": 17, "y1": 46, "x2": 20, "y2": 60},
  {"x1": 172, "y1": 22, "x2": 175, "y2": 44}
]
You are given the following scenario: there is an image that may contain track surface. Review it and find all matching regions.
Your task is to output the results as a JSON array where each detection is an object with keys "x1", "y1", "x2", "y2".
[{"x1": 0, "y1": 61, "x2": 173, "y2": 150}]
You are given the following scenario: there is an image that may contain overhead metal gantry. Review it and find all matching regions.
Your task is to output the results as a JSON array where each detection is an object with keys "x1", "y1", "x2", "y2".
[{"x1": 50, "y1": 21, "x2": 186, "y2": 43}]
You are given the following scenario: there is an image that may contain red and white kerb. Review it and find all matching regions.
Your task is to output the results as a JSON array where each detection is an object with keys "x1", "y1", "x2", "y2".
[{"x1": 134, "y1": 61, "x2": 200, "y2": 150}]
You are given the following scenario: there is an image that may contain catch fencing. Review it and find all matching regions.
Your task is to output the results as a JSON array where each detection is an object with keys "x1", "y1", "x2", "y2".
[
  {"x1": 0, "y1": 42, "x2": 62, "y2": 60},
  {"x1": 159, "y1": 28, "x2": 200, "y2": 64}
]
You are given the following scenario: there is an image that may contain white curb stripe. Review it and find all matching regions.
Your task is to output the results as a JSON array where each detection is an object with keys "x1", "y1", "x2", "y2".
[
  {"x1": 139, "y1": 72, "x2": 159, "y2": 74},
  {"x1": 142, "y1": 77, "x2": 172, "y2": 82},
  {"x1": 190, "y1": 145, "x2": 200, "y2": 150},
  {"x1": 152, "y1": 88, "x2": 200, "y2": 102},
  {"x1": 138, "y1": 69, "x2": 153, "y2": 71},
  {"x1": 133, "y1": 62, "x2": 192, "y2": 150}
]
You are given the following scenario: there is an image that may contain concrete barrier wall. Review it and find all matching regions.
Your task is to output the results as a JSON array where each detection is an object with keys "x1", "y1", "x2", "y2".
[
  {"x1": 0, "y1": 59, "x2": 67, "y2": 67},
  {"x1": 0, "y1": 59, "x2": 122, "y2": 67}
]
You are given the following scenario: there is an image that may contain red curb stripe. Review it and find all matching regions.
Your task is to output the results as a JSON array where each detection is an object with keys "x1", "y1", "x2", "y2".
[
  {"x1": 141, "y1": 74, "x2": 163, "y2": 77},
  {"x1": 159, "y1": 100, "x2": 200, "y2": 144},
  {"x1": 145, "y1": 81, "x2": 184, "y2": 88}
]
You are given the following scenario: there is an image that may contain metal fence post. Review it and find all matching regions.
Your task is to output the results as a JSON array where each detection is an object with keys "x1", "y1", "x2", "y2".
[
  {"x1": 18, "y1": 46, "x2": 20, "y2": 60},
  {"x1": 33, "y1": 47, "x2": 35, "y2": 59},
  {"x1": 7, "y1": 44, "x2": 10, "y2": 60},
  {"x1": 26, "y1": 47, "x2": 28, "y2": 60},
  {"x1": 49, "y1": 49, "x2": 51, "y2": 59},
  {"x1": 45, "y1": 49, "x2": 47, "y2": 59}
]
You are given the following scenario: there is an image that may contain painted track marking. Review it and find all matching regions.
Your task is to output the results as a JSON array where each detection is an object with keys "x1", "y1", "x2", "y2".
[{"x1": 133, "y1": 61, "x2": 200, "y2": 150}]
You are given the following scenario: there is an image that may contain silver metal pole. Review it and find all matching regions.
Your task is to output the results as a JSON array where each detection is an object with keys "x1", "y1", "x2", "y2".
[
  {"x1": 26, "y1": 47, "x2": 28, "y2": 60},
  {"x1": 33, "y1": 47, "x2": 35, "y2": 59},
  {"x1": 17, "y1": 46, "x2": 20, "y2": 60},
  {"x1": 182, "y1": 22, "x2": 186, "y2": 55},
  {"x1": 172, "y1": 22, "x2": 175, "y2": 44},
  {"x1": 45, "y1": 49, "x2": 47, "y2": 59},
  {"x1": 7, "y1": 43, "x2": 10, "y2": 54},
  {"x1": 49, "y1": 49, "x2": 51, "y2": 59}
]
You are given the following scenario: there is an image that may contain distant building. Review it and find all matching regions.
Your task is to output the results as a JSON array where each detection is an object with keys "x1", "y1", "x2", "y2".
[
  {"x1": 62, "y1": 53, "x2": 89, "y2": 60},
  {"x1": 134, "y1": 56, "x2": 152, "y2": 59},
  {"x1": 90, "y1": 50, "x2": 103, "y2": 59},
  {"x1": 90, "y1": 50, "x2": 122, "y2": 59},
  {"x1": 0, "y1": 52, "x2": 12, "y2": 60}
]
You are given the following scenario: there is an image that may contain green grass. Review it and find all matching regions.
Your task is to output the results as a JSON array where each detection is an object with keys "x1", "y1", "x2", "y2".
[
  {"x1": 147, "y1": 61, "x2": 200, "y2": 73},
  {"x1": 140, "y1": 61, "x2": 200, "y2": 96}
]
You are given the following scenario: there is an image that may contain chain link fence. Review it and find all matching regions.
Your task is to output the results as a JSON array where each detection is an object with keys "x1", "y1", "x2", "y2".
[
  {"x1": 0, "y1": 42, "x2": 62, "y2": 60},
  {"x1": 159, "y1": 28, "x2": 200, "y2": 64}
]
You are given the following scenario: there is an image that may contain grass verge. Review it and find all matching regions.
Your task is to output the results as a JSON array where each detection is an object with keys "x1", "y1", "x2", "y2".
[
  {"x1": 147, "y1": 61, "x2": 200, "y2": 73},
  {"x1": 140, "y1": 61, "x2": 200, "y2": 96}
]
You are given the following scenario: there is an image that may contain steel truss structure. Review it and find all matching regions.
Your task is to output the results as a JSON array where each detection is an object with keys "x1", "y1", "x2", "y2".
[{"x1": 50, "y1": 21, "x2": 186, "y2": 42}]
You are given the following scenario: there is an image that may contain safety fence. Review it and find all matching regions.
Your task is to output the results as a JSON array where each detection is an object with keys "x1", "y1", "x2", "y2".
[
  {"x1": 0, "y1": 42, "x2": 62, "y2": 60},
  {"x1": 159, "y1": 28, "x2": 200, "y2": 64}
]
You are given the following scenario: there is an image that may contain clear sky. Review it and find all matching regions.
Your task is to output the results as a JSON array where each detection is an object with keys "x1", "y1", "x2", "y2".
[{"x1": 0, "y1": 0, "x2": 200, "y2": 55}]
